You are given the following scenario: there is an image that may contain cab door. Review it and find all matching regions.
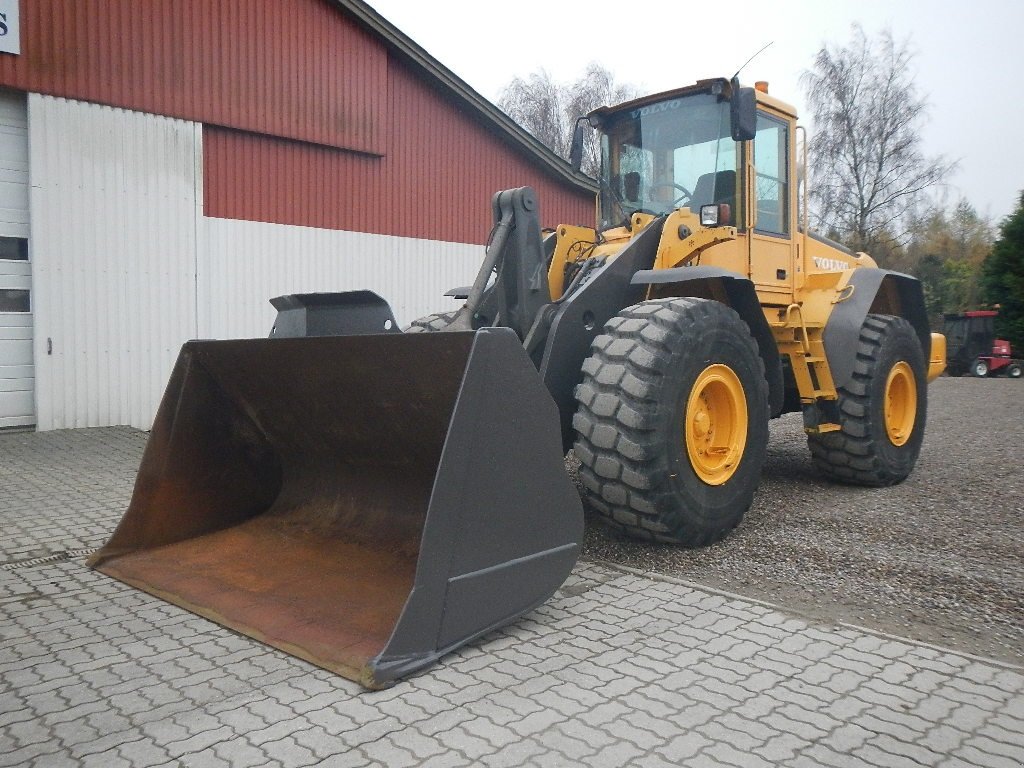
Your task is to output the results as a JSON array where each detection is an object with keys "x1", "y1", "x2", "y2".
[{"x1": 746, "y1": 110, "x2": 796, "y2": 303}]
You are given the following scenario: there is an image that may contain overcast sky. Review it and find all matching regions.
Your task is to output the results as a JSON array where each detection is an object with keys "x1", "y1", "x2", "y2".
[{"x1": 367, "y1": 0, "x2": 1022, "y2": 223}]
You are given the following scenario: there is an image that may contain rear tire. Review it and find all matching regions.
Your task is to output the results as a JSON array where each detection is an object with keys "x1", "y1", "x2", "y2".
[
  {"x1": 404, "y1": 311, "x2": 458, "y2": 333},
  {"x1": 573, "y1": 298, "x2": 769, "y2": 546},
  {"x1": 972, "y1": 358, "x2": 989, "y2": 377},
  {"x1": 809, "y1": 315, "x2": 926, "y2": 486}
]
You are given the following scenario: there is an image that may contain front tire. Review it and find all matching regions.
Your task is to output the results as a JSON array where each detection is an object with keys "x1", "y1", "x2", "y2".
[
  {"x1": 1005, "y1": 363, "x2": 1022, "y2": 379},
  {"x1": 809, "y1": 315, "x2": 927, "y2": 486},
  {"x1": 573, "y1": 298, "x2": 769, "y2": 546}
]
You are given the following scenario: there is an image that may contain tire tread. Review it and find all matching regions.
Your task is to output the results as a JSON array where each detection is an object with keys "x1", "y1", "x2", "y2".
[
  {"x1": 573, "y1": 298, "x2": 768, "y2": 546},
  {"x1": 808, "y1": 314, "x2": 925, "y2": 486}
]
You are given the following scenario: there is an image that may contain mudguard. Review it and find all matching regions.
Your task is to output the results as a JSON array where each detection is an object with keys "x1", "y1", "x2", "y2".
[
  {"x1": 631, "y1": 265, "x2": 785, "y2": 417},
  {"x1": 823, "y1": 269, "x2": 931, "y2": 389}
]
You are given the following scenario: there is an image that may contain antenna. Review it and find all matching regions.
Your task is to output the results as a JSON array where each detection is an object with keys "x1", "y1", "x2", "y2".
[{"x1": 731, "y1": 41, "x2": 773, "y2": 81}]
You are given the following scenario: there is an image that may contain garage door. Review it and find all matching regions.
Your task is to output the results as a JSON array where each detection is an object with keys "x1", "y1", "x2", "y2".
[{"x1": 0, "y1": 89, "x2": 31, "y2": 429}]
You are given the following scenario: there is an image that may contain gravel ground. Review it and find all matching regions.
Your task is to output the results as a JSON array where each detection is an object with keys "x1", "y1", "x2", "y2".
[{"x1": 578, "y1": 376, "x2": 1024, "y2": 665}]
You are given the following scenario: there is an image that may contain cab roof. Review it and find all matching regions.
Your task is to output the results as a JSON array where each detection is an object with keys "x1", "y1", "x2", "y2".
[{"x1": 588, "y1": 77, "x2": 797, "y2": 127}]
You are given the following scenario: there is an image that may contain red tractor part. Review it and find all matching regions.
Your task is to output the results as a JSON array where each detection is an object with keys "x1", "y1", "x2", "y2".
[
  {"x1": 945, "y1": 311, "x2": 1022, "y2": 378},
  {"x1": 972, "y1": 340, "x2": 1022, "y2": 378}
]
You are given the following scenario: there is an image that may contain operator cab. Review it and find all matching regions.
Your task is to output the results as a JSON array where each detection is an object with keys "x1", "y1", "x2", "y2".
[{"x1": 582, "y1": 78, "x2": 799, "y2": 301}]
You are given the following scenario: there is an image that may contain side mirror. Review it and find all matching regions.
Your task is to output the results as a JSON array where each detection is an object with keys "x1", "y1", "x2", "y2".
[
  {"x1": 569, "y1": 120, "x2": 587, "y2": 171},
  {"x1": 730, "y1": 80, "x2": 757, "y2": 142}
]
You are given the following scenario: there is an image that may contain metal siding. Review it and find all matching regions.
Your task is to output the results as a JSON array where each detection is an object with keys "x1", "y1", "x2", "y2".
[
  {"x1": 199, "y1": 218, "x2": 479, "y2": 339},
  {"x1": 29, "y1": 95, "x2": 200, "y2": 431},
  {"x1": 0, "y1": 0, "x2": 386, "y2": 155},
  {"x1": 0, "y1": 290, "x2": 33, "y2": 430},
  {"x1": 0, "y1": 90, "x2": 33, "y2": 428},
  {"x1": 28, "y1": 96, "x2": 491, "y2": 430},
  {"x1": 0, "y1": 89, "x2": 28, "y2": 239},
  {"x1": 203, "y1": 56, "x2": 596, "y2": 243}
]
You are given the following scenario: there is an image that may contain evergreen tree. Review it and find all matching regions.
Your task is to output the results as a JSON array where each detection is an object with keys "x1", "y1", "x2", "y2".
[{"x1": 982, "y1": 192, "x2": 1024, "y2": 350}]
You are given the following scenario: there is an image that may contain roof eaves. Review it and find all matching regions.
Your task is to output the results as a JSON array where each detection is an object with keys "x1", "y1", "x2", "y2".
[{"x1": 333, "y1": 0, "x2": 599, "y2": 194}]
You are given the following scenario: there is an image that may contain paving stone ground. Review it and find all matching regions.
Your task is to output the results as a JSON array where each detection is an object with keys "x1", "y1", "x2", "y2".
[{"x1": 2, "y1": 427, "x2": 1023, "y2": 767}]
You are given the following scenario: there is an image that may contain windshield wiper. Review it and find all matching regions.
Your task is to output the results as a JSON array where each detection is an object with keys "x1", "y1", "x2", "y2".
[{"x1": 598, "y1": 175, "x2": 629, "y2": 230}]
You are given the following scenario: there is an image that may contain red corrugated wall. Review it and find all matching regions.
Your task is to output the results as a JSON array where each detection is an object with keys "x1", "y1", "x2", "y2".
[
  {"x1": 0, "y1": 0, "x2": 387, "y2": 154},
  {"x1": 0, "y1": 0, "x2": 595, "y2": 243},
  {"x1": 203, "y1": 57, "x2": 596, "y2": 243}
]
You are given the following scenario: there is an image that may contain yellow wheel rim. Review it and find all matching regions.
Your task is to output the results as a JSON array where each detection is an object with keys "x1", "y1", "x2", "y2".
[
  {"x1": 685, "y1": 364, "x2": 748, "y2": 486},
  {"x1": 884, "y1": 361, "x2": 917, "y2": 446}
]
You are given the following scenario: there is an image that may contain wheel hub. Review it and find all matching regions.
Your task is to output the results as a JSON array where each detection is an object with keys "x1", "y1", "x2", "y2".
[
  {"x1": 884, "y1": 361, "x2": 917, "y2": 446},
  {"x1": 684, "y1": 364, "x2": 748, "y2": 486},
  {"x1": 693, "y1": 410, "x2": 711, "y2": 438}
]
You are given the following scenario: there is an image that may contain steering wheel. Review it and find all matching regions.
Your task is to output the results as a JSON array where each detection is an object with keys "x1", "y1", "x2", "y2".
[{"x1": 649, "y1": 182, "x2": 693, "y2": 207}]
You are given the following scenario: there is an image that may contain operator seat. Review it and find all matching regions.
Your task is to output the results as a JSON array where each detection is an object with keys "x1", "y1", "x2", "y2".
[{"x1": 690, "y1": 170, "x2": 736, "y2": 211}]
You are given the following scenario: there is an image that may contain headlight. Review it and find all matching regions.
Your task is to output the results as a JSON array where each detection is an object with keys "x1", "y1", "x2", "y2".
[{"x1": 700, "y1": 203, "x2": 731, "y2": 227}]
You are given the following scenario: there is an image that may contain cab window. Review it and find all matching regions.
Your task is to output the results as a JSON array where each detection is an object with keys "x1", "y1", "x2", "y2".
[{"x1": 753, "y1": 113, "x2": 789, "y2": 235}]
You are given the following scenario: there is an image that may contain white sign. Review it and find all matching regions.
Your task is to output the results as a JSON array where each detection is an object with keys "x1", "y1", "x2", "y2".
[{"x1": 0, "y1": 0, "x2": 19, "y2": 56}]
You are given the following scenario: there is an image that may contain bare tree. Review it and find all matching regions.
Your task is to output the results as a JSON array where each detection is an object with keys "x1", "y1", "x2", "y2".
[
  {"x1": 498, "y1": 63, "x2": 639, "y2": 177},
  {"x1": 801, "y1": 26, "x2": 955, "y2": 261},
  {"x1": 498, "y1": 69, "x2": 568, "y2": 158}
]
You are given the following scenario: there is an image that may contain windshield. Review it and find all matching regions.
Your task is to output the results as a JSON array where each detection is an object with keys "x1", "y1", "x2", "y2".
[{"x1": 599, "y1": 92, "x2": 738, "y2": 229}]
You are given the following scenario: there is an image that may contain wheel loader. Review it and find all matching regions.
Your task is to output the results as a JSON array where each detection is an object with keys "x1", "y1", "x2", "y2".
[{"x1": 90, "y1": 77, "x2": 947, "y2": 688}]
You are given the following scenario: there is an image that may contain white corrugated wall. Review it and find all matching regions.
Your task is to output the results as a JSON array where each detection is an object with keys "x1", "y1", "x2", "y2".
[
  {"x1": 29, "y1": 95, "x2": 202, "y2": 430},
  {"x1": 199, "y1": 219, "x2": 477, "y2": 339},
  {"x1": 0, "y1": 90, "x2": 33, "y2": 429},
  {"x1": 28, "y1": 95, "x2": 483, "y2": 430}
]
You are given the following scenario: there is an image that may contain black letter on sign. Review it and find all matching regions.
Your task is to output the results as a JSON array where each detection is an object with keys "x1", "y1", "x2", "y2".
[{"x1": 0, "y1": 13, "x2": 7, "y2": 37}]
